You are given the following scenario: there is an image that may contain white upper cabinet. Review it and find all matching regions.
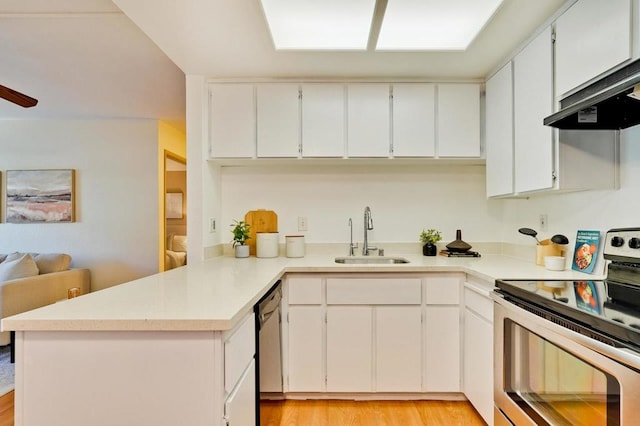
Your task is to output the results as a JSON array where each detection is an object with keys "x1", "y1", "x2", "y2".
[
  {"x1": 555, "y1": 0, "x2": 632, "y2": 97},
  {"x1": 347, "y1": 84, "x2": 391, "y2": 157},
  {"x1": 513, "y1": 26, "x2": 554, "y2": 193},
  {"x1": 256, "y1": 83, "x2": 300, "y2": 158},
  {"x1": 437, "y1": 84, "x2": 481, "y2": 157},
  {"x1": 301, "y1": 84, "x2": 345, "y2": 157},
  {"x1": 209, "y1": 84, "x2": 255, "y2": 158},
  {"x1": 485, "y1": 62, "x2": 514, "y2": 197},
  {"x1": 391, "y1": 84, "x2": 436, "y2": 157}
]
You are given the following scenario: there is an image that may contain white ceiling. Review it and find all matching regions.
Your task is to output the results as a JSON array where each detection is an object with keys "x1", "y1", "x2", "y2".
[
  {"x1": 0, "y1": 0, "x2": 186, "y2": 129},
  {"x1": 1, "y1": 0, "x2": 567, "y2": 129}
]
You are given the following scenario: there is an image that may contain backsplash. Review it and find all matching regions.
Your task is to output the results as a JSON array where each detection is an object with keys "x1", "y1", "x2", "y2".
[
  {"x1": 220, "y1": 163, "x2": 503, "y2": 246},
  {"x1": 502, "y1": 127, "x2": 640, "y2": 245},
  {"x1": 219, "y1": 127, "x2": 639, "y2": 272}
]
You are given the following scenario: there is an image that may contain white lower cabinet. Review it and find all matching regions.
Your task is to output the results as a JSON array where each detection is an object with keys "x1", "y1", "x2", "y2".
[
  {"x1": 425, "y1": 306, "x2": 460, "y2": 392},
  {"x1": 326, "y1": 306, "x2": 374, "y2": 392},
  {"x1": 325, "y1": 305, "x2": 423, "y2": 393},
  {"x1": 424, "y1": 273, "x2": 462, "y2": 392},
  {"x1": 463, "y1": 281, "x2": 495, "y2": 426},
  {"x1": 286, "y1": 276, "x2": 324, "y2": 392},
  {"x1": 286, "y1": 274, "x2": 467, "y2": 396},
  {"x1": 375, "y1": 306, "x2": 422, "y2": 392},
  {"x1": 287, "y1": 306, "x2": 324, "y2": 392},
  {"x1": 224, "y1": 359, "x2": 256, "y2": 426},
  {"x1": 223, "y1": 312, "x2": 257, "y2": 426}
]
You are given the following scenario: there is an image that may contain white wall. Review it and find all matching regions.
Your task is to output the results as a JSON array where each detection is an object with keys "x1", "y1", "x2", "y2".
[
  {"x1": 0, "y1": 119, "x2": 159, "y2": 291},
  {"x1": 501, "y1": 128, "x2": 640, "y2": 245},
  {"x1": 220, "y1": 164, "x2": 506, "y2": 245},
  {"x1": 219, "y1": 128, "x2": 639, "y2": 255}
]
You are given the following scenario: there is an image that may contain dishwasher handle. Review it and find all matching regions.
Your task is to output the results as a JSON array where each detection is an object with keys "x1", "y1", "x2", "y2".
[
  {"x1": 256, "y1": 282, "x2": 282, "y2": 329},
  {"x1": 259, "y1": 306, "x2": 280, "y2": 328}
]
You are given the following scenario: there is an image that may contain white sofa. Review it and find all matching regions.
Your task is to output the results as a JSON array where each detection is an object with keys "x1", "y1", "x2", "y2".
[{"x1": 0, "y1": 252, "x2": 91, "y2": 345}]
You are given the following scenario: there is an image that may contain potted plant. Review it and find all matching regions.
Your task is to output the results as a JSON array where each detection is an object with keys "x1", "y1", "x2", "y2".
[
  {"x1": 230, "y1": 220, "x2": 251, "y2": 258},
  {"x1": 419, "y1": 228, "x2": 441, "y2": 256}
]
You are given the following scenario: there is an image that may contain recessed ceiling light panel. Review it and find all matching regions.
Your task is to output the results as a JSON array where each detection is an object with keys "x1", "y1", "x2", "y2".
[
  {"x1": 260, "y1": 0, "x2": 376, "y2": 50},
  {"x1": 376, "y1": 0, "x2": 505, "y2": 51}
]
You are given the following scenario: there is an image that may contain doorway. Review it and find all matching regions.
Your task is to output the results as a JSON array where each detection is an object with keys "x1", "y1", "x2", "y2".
[{"x1": 164, "y1": 152, "x2": 187, "y2": 271}]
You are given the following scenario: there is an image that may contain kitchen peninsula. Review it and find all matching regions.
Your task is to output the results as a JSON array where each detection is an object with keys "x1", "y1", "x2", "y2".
[{"x1": 2, "y1": 252, "x2": 601, "y2": 426}]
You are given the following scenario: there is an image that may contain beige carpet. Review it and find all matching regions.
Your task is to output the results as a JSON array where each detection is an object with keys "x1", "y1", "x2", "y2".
[{"x1": 0, "y1": 345, "x2": 14, "y2": 396}]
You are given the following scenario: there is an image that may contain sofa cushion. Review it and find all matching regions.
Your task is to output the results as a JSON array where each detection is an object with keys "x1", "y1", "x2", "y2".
[
  {"x1": 34, "y1": 253, "x2": 72, "y2": 274},
  {"x1": 4, "y1": 252, "x2": 23, "y2": 263},
  {"x1": 0, "y1": 253, "x2": 39, "y2": 282},
  {"x1": 172, "y1": 235, "x2": 187, "y2": 253}
]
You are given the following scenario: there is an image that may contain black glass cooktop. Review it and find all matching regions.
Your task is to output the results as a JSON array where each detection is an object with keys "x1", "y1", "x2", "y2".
[{"x1": 495, "y1": 279, "x2": 640, "y2": 351}]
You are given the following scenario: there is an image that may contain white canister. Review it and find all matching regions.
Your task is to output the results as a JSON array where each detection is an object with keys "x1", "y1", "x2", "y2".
[
  {"x1": 286, "y1": 235, "x2": 305, "y2": 258},
  {"x1": 256, "y1": 232, "x2": 279, "y2": 258}
]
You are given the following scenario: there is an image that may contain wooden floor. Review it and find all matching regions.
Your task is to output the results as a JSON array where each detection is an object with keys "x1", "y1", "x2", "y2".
[
  {"x1": 0, "y1": 393, "x2": 486, "y2": 426},
  {"x1": 0, "y1": 391, "x2": 14, "y2": 426},
  {"x1": 261, "y1": 400, "x2": 486, "y2": 426}
]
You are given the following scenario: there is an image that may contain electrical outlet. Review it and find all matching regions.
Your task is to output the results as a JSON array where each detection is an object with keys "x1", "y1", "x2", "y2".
[
  {"x1": 209, "y1": 218, "x2": 216, "y2": 233},
  {"x1": 298, "y1": 216, "x2": 308, "y2": 232},
  {"x1": 539, "y1": 214, "x2": 548, "y2": 231}
]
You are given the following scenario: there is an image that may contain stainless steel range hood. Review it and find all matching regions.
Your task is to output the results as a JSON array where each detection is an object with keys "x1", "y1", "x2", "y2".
[{"x1": 544, "y1": 59, "x2": 640, "y2": 130}]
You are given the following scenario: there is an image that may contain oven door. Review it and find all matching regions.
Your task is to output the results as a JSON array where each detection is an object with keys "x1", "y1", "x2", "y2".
[{"x1": 494, "y1": 296, "x2": 640, "y2": 426}]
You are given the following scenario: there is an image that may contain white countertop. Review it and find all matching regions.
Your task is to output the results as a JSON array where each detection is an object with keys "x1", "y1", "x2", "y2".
[{"x1": 2, "y1": 252, "x2": 603, "y2": 333}]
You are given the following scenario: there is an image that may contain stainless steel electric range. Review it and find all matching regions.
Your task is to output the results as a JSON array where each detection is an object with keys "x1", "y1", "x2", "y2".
[{"x1": 493, "y1": 228, "x2": 640, "y2": 426}]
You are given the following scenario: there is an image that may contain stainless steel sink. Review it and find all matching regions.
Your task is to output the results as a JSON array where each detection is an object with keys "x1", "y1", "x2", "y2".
[{"x1": 334, "y1": 256, "x2": 410, "y2": 264}]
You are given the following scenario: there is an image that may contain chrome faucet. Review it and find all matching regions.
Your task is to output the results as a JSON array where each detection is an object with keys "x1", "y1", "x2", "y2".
[
  {"x1": 348, "y1": 218, "x2": 358, "y2": 256},
  {"x1": 362, "y1": 206, "x2": 377, "y2": 256}
]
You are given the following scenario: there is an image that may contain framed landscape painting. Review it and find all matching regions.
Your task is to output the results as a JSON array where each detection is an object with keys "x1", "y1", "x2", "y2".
[{"x1": 6, "y1": 169, "x2": 75, "y2": 223}]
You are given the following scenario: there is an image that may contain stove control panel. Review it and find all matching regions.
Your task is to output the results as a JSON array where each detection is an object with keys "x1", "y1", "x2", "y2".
[{"x1": 604, "y1": 228, "x2": 640, "y2": 261}]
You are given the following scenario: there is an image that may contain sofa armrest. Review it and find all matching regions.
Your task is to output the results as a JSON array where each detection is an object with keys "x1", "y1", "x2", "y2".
[{"x1": 1, "y1": 268, "x2": 91, "y2": 319}]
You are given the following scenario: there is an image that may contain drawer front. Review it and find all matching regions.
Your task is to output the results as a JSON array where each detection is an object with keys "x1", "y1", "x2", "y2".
[
  {"x1": 464, "y1": 285, "x2": 493, "y2": 323},
  {"x1": 326, "y1": 278, "x2": 421, "y2": 305},
  {"x1": 224, "y1": 313, "x2": 255, "y2": 393},
  {"x1": 288, "y1": 277, "x2": 323, "y2": 304},
  {"x1": 425, "y1": 275, "x2": 462, "y2": 305}
]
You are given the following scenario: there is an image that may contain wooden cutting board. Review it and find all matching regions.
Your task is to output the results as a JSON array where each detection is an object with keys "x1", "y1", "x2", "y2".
[{"x1": 244, "y1": 209, "x2": 278, "y2": 255}]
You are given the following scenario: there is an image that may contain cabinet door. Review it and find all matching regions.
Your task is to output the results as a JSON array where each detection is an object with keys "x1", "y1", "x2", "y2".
[
  {"x1": 513, "y1": 26, "x2": 554, "y2": 193},
  {"x1": 347, "y1": 84, "x2": 390, "y2": 157},
  {"x1": 485, "y1": 62, "x2": 514, "y2": 197},
  {"x1": 464, "y1": 307, "x2": 494, "y2": 426},
  {"x1": 425, "y1": 306, "x2": 460, "y2": 392},
  {"x1": 224, "y1": 359, "x2": 256, "y2": 426},
  {"x1": 287, "y1": 306, "x2": 324, "y2": 392},
  {"x1": 209, "y1": 84, "x2": 255, "y2": 158},
  {"x1": 326, "y1": 306, "x2": 373, "y2": 392},
  {"x1": 555, "y1": 0, "x2": 631, "y2": 97},
  {"x1": 392, "y1": 84, "x2": 435, "y2": 157},
  {"x1": 256, "y1": 84, "x2": 300, "y2": 157},
  {"x1": 301, "y1": 84, "x2": 345, "y2": 157},
  {"x1": 437, "y1": 84, "x2": 480, "y2": 157},
  {"x1": 376, "y1": 306, "x2": 422, "y2": 392}
]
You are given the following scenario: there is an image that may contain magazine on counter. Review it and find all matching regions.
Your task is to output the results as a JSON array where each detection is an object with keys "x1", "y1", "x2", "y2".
[{"x1": 572, "y1": 230, "x2": 601, "y2": 274}]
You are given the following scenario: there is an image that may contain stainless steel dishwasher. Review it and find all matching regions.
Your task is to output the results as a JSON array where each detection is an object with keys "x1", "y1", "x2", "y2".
[{"x1": 254, "y1": 280, "x2": 283, "y2": 423}]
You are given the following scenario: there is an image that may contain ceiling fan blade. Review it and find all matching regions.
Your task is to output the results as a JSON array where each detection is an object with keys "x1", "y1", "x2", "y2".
[{"x1": 0, "y1": 84, "x2": 38, "y2": 108}]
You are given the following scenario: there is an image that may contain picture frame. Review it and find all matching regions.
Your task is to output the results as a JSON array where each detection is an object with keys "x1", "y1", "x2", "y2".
[
  {"x1": 5, "y1": 169, "x2": 75, "y2": 223},
  {"x1": 166, "y1": 192, "x2": 183, "y2": 219}
]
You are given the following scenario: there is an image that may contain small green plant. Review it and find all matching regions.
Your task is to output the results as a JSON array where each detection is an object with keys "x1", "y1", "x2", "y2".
[
  {"x1": 230, "y1": 220, "x2": 251, "y2": 247},
  {"x1": 419, "y1": 228, "x2": 442, "y2": 245}
]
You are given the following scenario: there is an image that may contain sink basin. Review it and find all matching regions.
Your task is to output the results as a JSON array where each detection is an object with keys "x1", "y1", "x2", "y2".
[{"x1": 334, "y1": 256, "x2": 410, "y2": 264}]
